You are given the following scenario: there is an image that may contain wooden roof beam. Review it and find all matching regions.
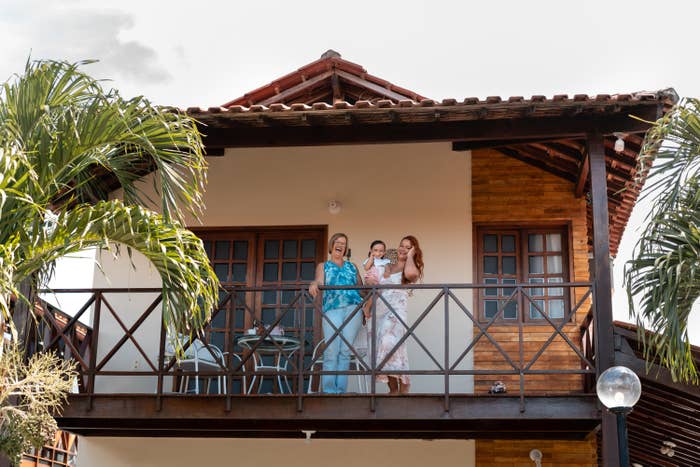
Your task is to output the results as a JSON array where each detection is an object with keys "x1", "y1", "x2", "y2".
[
  {"x1": 202, "y1": 111, "x2": 659, "y2": 148},
  {"x1": 336, "y1": 69, "x2": 415, "y2": 102},
  {"x1": 452, "y1": 137, "x2": 577, "y2": 151},
  {"x1": 575, "y1": 153, "x2": 590, "y2": 198},
  {"x1": 331, "y1": 73, "x2": 344, "y2": 103},
  {"x1": 257, "y1": 71, "x2": 333, "y2": 107},
  {"x1": 496, "y1": 147, "x2": 577, "y2": 183}
]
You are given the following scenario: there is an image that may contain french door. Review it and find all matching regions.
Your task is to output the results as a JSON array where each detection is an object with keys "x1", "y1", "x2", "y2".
[{"x1": 194, "y1": 226, "x2": 326, "y2": 380}]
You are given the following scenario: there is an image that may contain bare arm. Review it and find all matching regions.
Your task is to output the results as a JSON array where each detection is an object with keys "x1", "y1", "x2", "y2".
[
  {"x1": 403, "y1": 248, "x2": 420, "y2": 283},
  {"x1": 363, "y1": 256, "x2": 374, "y2": 271},
  {"x1": 309, "y1": 263, "x2": 325, "y2": 298}
]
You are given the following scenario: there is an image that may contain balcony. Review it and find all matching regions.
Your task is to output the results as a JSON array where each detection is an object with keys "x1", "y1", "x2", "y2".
[{"x1": 36, "y1": 283, "x2": 600, "y2": 439}]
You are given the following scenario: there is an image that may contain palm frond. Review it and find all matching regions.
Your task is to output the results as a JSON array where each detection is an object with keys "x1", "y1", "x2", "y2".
[
  {"x1": 0, "y1": 59, "x2": 207, "y2": 223},
  {"x1": 627, "y1": 99, "x2": 700, "y2": 383},
  {"x1": 0, "y1": 58, "x2": 218, "y2": 339},
  {"x1": 14, "y1": 200, "x2": 218, "y2": 336}
]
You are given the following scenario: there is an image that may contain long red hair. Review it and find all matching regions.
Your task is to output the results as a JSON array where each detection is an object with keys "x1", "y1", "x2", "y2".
[{"x1": 401, "y1": 235, "x2": 424, "y2": 284}]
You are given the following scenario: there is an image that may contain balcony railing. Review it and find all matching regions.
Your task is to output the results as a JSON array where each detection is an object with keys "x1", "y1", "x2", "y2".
[{"x1": 37, "y1": 282, "x2": 596, "y2": 413}]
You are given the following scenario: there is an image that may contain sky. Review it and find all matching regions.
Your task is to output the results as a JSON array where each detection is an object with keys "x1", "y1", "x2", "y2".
[{"x1": 2, "y1": 0, "x2": 698, "y2": 341}]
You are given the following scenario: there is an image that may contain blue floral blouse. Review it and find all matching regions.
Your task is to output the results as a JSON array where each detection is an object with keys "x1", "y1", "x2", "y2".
[{"x1": 322, "y1": 261, "x2": 362, "y2": 311}]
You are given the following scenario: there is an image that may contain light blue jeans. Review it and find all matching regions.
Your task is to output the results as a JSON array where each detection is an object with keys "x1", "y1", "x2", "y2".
[{"x1": 321, "y1": 304, "x2": 363, "y2": 393}]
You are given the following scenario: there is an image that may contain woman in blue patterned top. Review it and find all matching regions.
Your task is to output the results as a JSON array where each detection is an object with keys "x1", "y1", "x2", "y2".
[{"x1": 309, "y1": 233, "x2": 364, "y2": 393}]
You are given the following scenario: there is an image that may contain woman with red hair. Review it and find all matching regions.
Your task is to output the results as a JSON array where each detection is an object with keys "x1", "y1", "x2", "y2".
[{"x1": 370, "y1": 235, "x2": 423, "y2": 394}]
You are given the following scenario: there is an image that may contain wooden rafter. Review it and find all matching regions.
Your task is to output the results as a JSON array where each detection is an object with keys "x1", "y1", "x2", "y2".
[
  {"x1": 335, "y1": 69, "x2": 415, "y2": 102},
  {"x1": 258, "y1": 71, "x2": 333, "y2": 107}
]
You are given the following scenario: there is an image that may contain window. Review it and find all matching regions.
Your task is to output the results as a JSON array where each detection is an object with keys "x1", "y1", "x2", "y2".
[{"x1": 477, "y1": 226, "x2": 569, "y2": 323}]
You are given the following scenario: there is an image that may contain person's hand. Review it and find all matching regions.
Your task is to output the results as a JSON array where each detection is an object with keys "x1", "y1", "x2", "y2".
[
  {"x1": 406, "y1": 245, "x2": 415, "y2": 259},
  {"x1": 309, "y1": 281, "x2": 319, "y2": 298}
]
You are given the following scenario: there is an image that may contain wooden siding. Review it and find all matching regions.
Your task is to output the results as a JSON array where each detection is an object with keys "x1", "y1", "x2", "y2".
[
  {"x1": 472, "y1": 149, "x2": 590, "y2": 394},
  {"x1": 476, "y1": 436, "x2": 597, "y2": 466}
]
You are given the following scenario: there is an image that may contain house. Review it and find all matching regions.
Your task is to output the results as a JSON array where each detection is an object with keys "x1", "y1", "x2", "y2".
[{"x1": 40, "y1": 50, "x2": 678, "y2": 466}]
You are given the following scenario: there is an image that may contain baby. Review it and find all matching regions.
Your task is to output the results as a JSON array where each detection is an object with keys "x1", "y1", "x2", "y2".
[
  {"x1": 363, "y1": 240, "x2": 389, "y2": 283},
  {"x1": 362, "y1": 240, "x2": 390, "y2": 320}
]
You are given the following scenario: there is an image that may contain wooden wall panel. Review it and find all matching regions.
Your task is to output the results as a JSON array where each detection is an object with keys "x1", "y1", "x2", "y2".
[
  {"x1": 476, "y1": 436, "x2": 598, "y2": 467},
  {"x1": 472, "y1": 149, "x2": 591, "y2": 394}
]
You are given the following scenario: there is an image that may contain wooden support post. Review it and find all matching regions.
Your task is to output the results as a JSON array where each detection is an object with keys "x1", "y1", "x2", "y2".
[{"x1": 587, "y1": 132, "x2": 620, "y2": 467}]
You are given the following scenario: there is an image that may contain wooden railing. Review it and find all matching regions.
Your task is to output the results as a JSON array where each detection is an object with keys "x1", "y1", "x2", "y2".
[{"x1": 37, "y1": 282, "x2": 596, "y2": 412}]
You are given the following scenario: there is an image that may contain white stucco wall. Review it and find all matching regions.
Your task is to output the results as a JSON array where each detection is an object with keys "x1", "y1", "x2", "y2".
[
  {"x1": 77, "y1": 437, "x2": 475, "y2": 467},
  {"x1": 90, "y1": 143, "x2": 473, "y2": 394}
]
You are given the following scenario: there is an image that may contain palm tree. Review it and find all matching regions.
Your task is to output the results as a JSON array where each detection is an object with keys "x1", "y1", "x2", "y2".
[
  {"x1": 0, "y1": 58, "x2": 218, "y2": 344},
  {"x1": 626, "y1": 97, "x2": 700, "y2": 384}
]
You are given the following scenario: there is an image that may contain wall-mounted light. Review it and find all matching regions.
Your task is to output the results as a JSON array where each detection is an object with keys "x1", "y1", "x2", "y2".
[
  {"x1": 660, "y1": 440, "x2": 676, "y2": 457},
  {"x1": 302, "y1": 429, "x2": 316, "y2": 444},
  {"x1": 529, "y1": 449, "x2": 543, "y2": 467},
  {"x1": 613, "y1": 132, "x2": 626, "y2": 153},
  {"x1": 328, "y1": 200, "x2": 342, "y2": 215}
]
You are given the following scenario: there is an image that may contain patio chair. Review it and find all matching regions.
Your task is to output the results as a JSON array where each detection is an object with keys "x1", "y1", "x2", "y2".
[
  {"x1": 307, "y1": 338, "x2": 368, "y2": 393},
  {"x1": 165, "y1": 337, "x2": 227, "y2": 394}
]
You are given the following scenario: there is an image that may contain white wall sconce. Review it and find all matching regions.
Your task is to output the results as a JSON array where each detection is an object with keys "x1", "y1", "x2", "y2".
[
  {"x1": 529, "y1": 449, "x2": 542, "y2": 466},
  {"x1": 660, "y1": 440, "x2": 676, "y2": 457},
  {"x1": 328, "y1": 200, "x2": 342, "y2": 215},
  {"x1": 613, "y1": 132, "x2": 626, "y2": 153},
  {"x1": 302, "y1": 429, "x2": 316, "y2": 444}
]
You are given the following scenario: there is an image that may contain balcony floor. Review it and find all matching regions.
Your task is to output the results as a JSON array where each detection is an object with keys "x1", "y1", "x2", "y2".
[{"x1": 59, "y1": 393, "x2": 599, "y2": 440}]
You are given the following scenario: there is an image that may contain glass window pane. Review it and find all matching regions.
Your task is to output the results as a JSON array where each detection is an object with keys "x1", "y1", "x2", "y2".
[
  {"x1": 264, "y1": 240, "x2": 279, "y2": 259},
  {"x1": 211, "y1": 310, "x2": 226, "y2": 329},
  {"x1": 502, "y1": 235, "x2": 516, "y2": 253},
  {"x1": 547, "y1": 255, "x2": 563, "y2": 274},
  {"x1": 233, "y1": 241, "x2": 248, "y2": 260},
  {"x1": 301, "y1": 240, "x2": 316, "y2": 259},
  {"x1": 503, "y1": 300, "x2": 517, "y2": 319},
  {"x1": 529, "y1": 300, "x2": 545, "y2": 319},
  {"x1": 218, "y1": 290, "x2": 229, "y2": 305},
  {"x1": 484, "y1": 300, "x2": 498, "y2": 319},
  {"x1": 483, "y1": 234, "x2": 498, "y2": 253},
  {"x1": 502, "y1": 256, "x2": 516, "y2": 275},
  {"x1": 214, "y1": 264, "x2": 229, "y2": 282},
  {"x1": 262, "y1": 308, "x2": 276, "y2": 324},
  {"x1": 528, "y1": 277, "x2": 544, "y2": 296},
  {"x1": 484, "y1": 256, "x2": 498, "y2": 274},
  {"x1": 234, "y1": 309, "x2": 245, "y2": 328},
  {"x1": 203, "y1": 240, "x2": 212, "y2": 257},
  {"x1": 282, "y1": 262, "x2": 297, "y2": 281},
  {"x1": 502, "y1": 278, "x2": 516, "y2": 297},
  {"x1": 547, "y1": 277, "x2": 564, "y2": 296},
  {"x1": 232, "y1": 264, "x2": 247, "y2": 282},
  {"x1": 484, "y1": 278, "x2": 498, "y2": 296},
  {"x1": 529, "y1": 256, "x2": 544, "y2": 274},
  {"x1": 549, "y1": 299, "x2": 565, "y2": 319},
  {"x1": 300, "y1": 262, "x2": 315, "y2": 280},
  {"x1": 281, "y1": 309, "x2": 295, "y2": 327},
  {"x1": 262, "y1": 290, "x2": 277, "y2": 304},
  {"x1": 281, "y1": 290, "x2": 296, "y2": 305},
  {"x1": 209, "y1": 331, "x2": 225, "y2": 349},
  {"x1": 546, "y1": 233, "x2": 562, "y2": 252},
  {"x1": 215, "y1": 241, "x2": 230, "y2": 260},
  {"x1": 263, "y1": 263, "x2": 278, "y2": 282},
  {"x1": 528, "y1": 234, "x2": 543, "y2": 252},
  {"x1": 283, "y1": 240, "x2": 298, "y2": 259}
]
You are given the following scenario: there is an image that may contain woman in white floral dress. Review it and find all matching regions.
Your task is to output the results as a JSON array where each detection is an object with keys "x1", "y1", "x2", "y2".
[{"x1": 372, "y1": 235, "x2": 423, "y2": 394}]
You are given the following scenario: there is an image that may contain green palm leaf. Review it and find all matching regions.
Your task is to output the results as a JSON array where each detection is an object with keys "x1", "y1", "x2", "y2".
[
  {"x1": 627, "y1": 98, "x2": 700, "y2": 384},
  {"x1": 0, "y1": 58, "x2": 219, "y2": 346}
]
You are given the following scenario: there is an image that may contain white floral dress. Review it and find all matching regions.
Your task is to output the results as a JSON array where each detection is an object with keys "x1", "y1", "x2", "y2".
[{"x1": 375, "y1": 271, "x2": 410, "y2": 384}]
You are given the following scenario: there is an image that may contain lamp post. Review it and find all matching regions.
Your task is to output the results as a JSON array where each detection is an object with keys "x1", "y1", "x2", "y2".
[{"x1": 596, "y1": 366, "x2": 642, "y2": 467}]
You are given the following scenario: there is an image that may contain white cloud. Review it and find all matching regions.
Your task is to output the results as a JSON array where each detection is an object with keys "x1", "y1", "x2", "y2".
[{"x1": 0, "y1": 0, "x2": 169, "y2": 86}]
